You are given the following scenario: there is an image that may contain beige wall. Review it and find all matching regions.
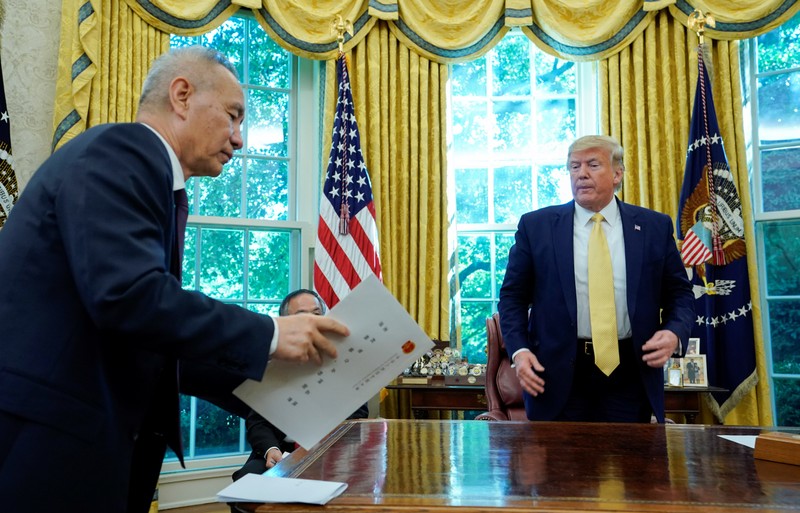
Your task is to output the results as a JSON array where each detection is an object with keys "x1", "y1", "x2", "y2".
[{"x1": 1, "y1": 0, "x2": 61, "y2": 188}]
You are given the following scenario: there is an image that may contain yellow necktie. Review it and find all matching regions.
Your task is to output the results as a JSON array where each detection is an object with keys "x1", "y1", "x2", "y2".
[{"x1": 588, "y1": 213, "x2": 619, "y2": 376}]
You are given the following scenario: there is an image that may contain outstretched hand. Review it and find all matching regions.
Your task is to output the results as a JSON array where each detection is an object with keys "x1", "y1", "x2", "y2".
[{"x1": 273, "y1": 314, "x2": 349, "y2": 365}]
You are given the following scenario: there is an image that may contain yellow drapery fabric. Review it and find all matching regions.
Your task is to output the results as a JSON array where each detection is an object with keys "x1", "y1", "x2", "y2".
[
  {"x1": 53, "y1": 0, "x2": 169, "y2": 149},
  {"x1": 599, "y1": 11, "x2": 771, "y2": 425},
  {"x1": 321, "y1": 23, "x2": 450, "y2": 342}
]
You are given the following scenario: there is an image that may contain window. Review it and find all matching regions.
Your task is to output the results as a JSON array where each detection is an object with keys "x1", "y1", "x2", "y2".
[
  {"x1": 448, "y1": 31, "x2": 596, "y2": 364},
  {"x1": 742, "y1": 12, "x2": 800, "y2": 426},
  {"x1": 169, "y1": 14, "x2": 320, "y2": 461}
]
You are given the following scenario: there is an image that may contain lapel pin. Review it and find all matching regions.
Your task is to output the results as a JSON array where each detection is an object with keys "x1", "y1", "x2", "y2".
[{"x1": 634, "y1": 224, "x2": 641, "y2": 231}]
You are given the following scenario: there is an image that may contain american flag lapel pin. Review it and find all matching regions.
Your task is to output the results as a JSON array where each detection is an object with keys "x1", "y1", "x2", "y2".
[{"x1": 634, "y1": 224, "x2": 641, "y2": 231}]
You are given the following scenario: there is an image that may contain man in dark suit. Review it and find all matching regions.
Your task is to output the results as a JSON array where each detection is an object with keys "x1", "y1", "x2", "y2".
[
  {"x1": 232, "y1": 289, "x2": 369, "y2": 481},
  {"x1": 498, "y1": 135, "x2": 694, "y2": 423},
  {"x1": 0, "y1": 46, "x2": 348, "y2": 513}
]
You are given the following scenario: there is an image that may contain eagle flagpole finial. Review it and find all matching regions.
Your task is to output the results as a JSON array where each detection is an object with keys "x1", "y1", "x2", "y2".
[
  {"x1": 331, "y1": 14, "x2": 354, "y2": 55},
  {"x1": 688, "y1": 9, "x2": 716, "y2": 46}
]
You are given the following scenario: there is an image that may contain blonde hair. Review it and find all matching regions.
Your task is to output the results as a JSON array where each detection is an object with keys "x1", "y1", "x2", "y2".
[{"x1": 568, "y1": 135, "x2": 625, "y2": 171}]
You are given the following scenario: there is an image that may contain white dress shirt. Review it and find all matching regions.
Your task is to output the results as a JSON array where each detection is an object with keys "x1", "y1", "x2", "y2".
[{"x1": 573, "y1": 199, "x2": 632, "y2": 340}]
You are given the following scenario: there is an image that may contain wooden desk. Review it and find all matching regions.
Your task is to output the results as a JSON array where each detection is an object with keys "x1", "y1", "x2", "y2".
[
  {"x1": 664, "y1": 385, "x2": 727, "y2": 423},
  {"x1": 385, "y1": 381, "x2": 487, "y2": 418},
  {"x1": 233, "y1": 420, "x2": 800, "y2": 512},
  {"x1": 387, "y1": 381, "x2": 726, "y2": 423}
]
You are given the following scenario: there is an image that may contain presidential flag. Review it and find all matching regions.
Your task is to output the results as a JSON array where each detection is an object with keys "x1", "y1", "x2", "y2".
[
  {"x1": 314, "y1": 53, "x2": 382, "y2": 308},
  {"x1": 677, "y1": 46, "x2": 757, "y2": 422},
  {"x1": 0, "y1": 55, "x2": 17, "y2": 229}
]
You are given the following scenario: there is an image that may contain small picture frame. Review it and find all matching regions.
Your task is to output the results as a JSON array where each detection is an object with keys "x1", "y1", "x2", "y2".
[
  {"x1": 686, "y1": 337, "x2": 700, "y2": 356},
  {"x1": 666, "y1": 358, "x2": 683, "y2": 387},
  {"x1": 682, "y1": 354, "x2": 708, "y2": 387}
]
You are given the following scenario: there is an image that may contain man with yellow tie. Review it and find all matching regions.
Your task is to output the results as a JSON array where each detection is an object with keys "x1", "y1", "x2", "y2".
[{"x1": 498, "y1": 135, "x2": 694, "y2": 423}]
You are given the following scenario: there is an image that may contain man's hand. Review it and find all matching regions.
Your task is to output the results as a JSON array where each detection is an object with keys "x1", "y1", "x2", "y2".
[
  {"x1": 513, "y1": 351, "x2": 546, "y2": 396},
  {"x1": 265, "y1": 447, "x2": 283, "y2": 469},
  {"x1": 273, "y1": 314, "x2": 349, "y2": 365},
  {"x1": 641, "y1": 329, "x2": 679, "y2": 368}
]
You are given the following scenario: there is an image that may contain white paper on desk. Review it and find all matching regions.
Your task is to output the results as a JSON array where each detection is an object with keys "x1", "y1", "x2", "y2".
[
  {"x1": 234, "y1": 274, "x2": 434, "y2": 449},
  {"x1": 217, "y1": 473, "x2": 347, "y2": 505},
  {"x1": 719, "y1": 435, "x2": 757, "y2": 449}
]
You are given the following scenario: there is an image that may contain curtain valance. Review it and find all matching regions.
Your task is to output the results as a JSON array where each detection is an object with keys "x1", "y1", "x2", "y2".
[{"x1": 122, "y1": 0, "x2": 800, "y2": 62}]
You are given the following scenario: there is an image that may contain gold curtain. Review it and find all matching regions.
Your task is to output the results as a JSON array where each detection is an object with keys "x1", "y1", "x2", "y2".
[
  {"x1": 321, "y1": 23, "x2": 450, "y2": 341},
  {"x1": 599, "y1": 11, "x2": 772, "y2": 425},
  {"x1": 52, "y1": 0, "x2": 169, "y2": 149}
]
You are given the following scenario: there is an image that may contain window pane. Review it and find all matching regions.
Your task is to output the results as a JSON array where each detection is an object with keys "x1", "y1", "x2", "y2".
[
  {"x1": 757, "y1": 72, "x2": 800, "y2": 145},
  {"x1": 191, "y1": 400, "x2": 242, "y2": 457},
  {"x1": 536, "y1": 98, "x2": 576, "y2": 155},
  {"x1": 492, "y1": 36, "x2": 530, "y2": 96},
  {"x1": 460, "y1": 301, "x2": 492, "y2": 364},
  {"x1": 199, "y1": 228, "x2": 244, "y2": 299},
  {"x1": 494, "y1": 165, "x2": 532, "y2": 224},
  {"x1": 247, "y1": 89, "x2": 289, "y2": 157},
  {"x1": 182, "y1": 226, "x2": 198, "y2": 288},
  {"x1": 247, "y1": 19, "x2": 290, "y2": 88},
  {"x1": 761, "y1": 147, "x2": 800, "y2": 212},
  {"x1": 534, "y1": 53, "x2": 576, "y2": 95},
  {"x1": 764, "y1": 221, "x2": 800, "y2": 295},
  {"x1": 756, "y1": 14, "x2": 800, "y2": 73},
  {"x1": 451, "y1": 58, "x2": 486, "y2": 97},
  {"x1": 248, "y1": 231, "x2": 291, "y2": 299},
  {"x1": 769, "y1": 299, "x2": 800, "y2": 374},
  {"x1": 452, "y1": 99, "x2": 489, "y2": 155},
  {"x1": 455, "y1": 168, "x2": 489, "y2": 224},
  {"x1": 248, "y1": 303, "x2": 280, "y2": 315},
  {"x1": 458, "y1": 234, "x2": 491, "y2": 298},
  {"x1": 494, "y1": 233, "x2": 514, "y2": 296},
  {"x1": 196, "y1": 158, "x2": 243, "y2": 218},
  {"x1": 492, "y1": 100, "x2": 531, "y2": 153},
  {"x1": 246, "y1": 158, "x2": 288, "y2": 220},
  {"x1": 774, "y1": 378, "x2": 800, "y2": 427},
  {"x1": 537, "y1": 164, "x2": 571, "y2": 207}
]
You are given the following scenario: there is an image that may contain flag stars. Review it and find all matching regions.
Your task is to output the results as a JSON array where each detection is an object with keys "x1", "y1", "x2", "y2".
[
  {"x1": 1, "y1": 111, "x2": 8, "y2": 123},
  {"x1": 357, "y1": 176, "x2": 367, "y2": 187},
  {"x1": 355, "y1": 191, "x2": 365, "y2": 202},
  {"x1": 328, "y1": 187, "x2": 340, "y2": 198}
]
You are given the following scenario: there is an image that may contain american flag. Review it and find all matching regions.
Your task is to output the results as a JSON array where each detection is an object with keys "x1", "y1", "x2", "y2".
[
  {"x1": 0, "y1": 55, "x2": 17, "y2": 229},
  {"x1": 676, "y1": 46, "x2": 756, "y2": 421},
  {"x1": 314, "y1": 54, "x2": 382, "y2": 308}
]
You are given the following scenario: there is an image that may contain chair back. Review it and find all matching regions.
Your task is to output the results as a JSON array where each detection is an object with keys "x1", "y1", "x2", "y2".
[{"x1": 477, "y1": 313, "x2": 526, "y2": 421}]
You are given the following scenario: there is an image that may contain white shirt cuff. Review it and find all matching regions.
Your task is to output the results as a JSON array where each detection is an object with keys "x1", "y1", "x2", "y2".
[{"x1": 269, "y1": 321, "x2": 279, "y2": 355}]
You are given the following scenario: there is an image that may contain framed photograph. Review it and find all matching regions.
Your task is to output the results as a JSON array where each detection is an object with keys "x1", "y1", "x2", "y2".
[
  {"x1": 682, "y1": 355, "x2": 708, "y2": 387},
  {"x1": 686, "y1": 337, "x2": 701, "y2": 356},
  {"x1": 665, "y1": 358, "x2": 683, "y2": 387}
]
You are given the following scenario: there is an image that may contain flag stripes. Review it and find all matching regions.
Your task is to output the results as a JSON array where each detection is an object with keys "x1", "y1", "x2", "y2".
[{"x1": 313, "y1": 53, "x2": 382, "y2": 308}]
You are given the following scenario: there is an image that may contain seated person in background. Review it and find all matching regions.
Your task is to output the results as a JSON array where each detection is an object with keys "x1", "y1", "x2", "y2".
[{"x1": 232, "y1": 289, "x2": 369, "y2": 480}]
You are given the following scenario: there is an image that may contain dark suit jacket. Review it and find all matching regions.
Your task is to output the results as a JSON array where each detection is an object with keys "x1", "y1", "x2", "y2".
[
  {"x1": 0, "y1": 123, "x2": 274, "y2": 513},
  {"x1": 498, "y1": 199, "x2": 694, "y2": 423}
]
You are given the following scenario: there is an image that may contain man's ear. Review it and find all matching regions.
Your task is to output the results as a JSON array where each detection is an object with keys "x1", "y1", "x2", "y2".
[{"x1": 169, "y1": 76, "x2": 192, "y2": 119}]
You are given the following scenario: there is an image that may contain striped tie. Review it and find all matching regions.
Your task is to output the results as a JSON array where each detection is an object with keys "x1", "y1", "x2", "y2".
[{"x1": 588, "y1": 213, "x2": 619, "y2": 376}]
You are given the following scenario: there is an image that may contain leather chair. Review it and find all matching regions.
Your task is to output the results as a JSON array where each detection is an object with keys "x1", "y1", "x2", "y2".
[{"x1": 475, "y1": 313, "x2": 527, "y2": 421}]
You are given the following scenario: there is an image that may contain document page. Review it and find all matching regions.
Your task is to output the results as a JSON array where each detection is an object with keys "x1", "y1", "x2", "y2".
[
  {"x1": 217, "y1": 474, "x2": 347, "y2": 505},
  {"x1": 234, "y1": 275, "x2": 434, "y2": 449}
]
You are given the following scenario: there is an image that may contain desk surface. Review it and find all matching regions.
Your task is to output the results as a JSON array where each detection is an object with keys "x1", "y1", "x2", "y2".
[{"x1": 235, "y1": 419, "x2": 800, "y2": 513}]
